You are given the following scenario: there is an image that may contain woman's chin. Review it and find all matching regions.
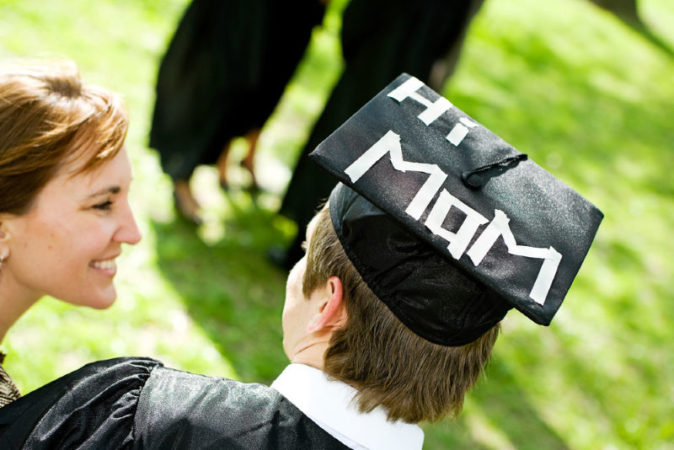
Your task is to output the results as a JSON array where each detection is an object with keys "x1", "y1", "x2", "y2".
[
  {"x1": 90, "y1": 298, "x2": 116, "y2": 310},
  {"x1": 91, "y1": 292, "x2": 117, "y2": 310},
  {"x1": 60, "y1": 287, "x2": 118, "y2": 310}
]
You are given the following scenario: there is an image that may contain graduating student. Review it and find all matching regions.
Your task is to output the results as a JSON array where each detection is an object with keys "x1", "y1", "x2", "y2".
[{"x1": 0, "y1": 75, "x2": 602, "y2": 449}]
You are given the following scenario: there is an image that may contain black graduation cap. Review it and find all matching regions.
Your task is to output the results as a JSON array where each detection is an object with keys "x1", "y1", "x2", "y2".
[{"x1": 308, "y1": 73, "x2": 603, "y2": 346}]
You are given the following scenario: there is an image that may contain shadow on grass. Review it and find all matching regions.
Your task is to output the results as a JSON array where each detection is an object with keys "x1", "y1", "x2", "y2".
[
  {"x1": 424, "y1": 356, "x2": 570, "y2": 450},
  {"x1": 422, "y1": 416, "x2": 492, "y2": 450},
  {"x1": 154, "y1": 195, "x2": 573, "y2": 449},
  {"x1": 149, "y1": 10, "x2": 673, "y2": 445},
  {"x1": 151, "y1": 195, "x2": 291, "y2": 384}
]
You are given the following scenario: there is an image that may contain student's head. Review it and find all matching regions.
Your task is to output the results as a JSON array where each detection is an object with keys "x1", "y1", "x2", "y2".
[
  {"x1": 284, "y1": 73, "x2": 603, "y2": 425},
  {"x1": 283, "y1": 204, "x2": 500, "y2": 424},
  {"x1": 0, "y1": 60, "x2": 140, "y2": 308}
]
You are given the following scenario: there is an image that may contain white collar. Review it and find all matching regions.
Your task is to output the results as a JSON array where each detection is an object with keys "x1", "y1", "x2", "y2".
[{"x1": 271, "y1": 364, "x2": 424, "y2": 450}]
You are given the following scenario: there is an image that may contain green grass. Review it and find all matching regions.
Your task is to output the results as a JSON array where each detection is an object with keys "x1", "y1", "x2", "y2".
[{"x1": 1, "y1": 0, "x2": 673, "y2": 448}]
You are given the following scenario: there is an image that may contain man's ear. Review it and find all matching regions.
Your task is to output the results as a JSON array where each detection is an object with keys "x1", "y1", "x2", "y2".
[{"x1": 307, "y1": 276, "x2": 347, "y2": 333}]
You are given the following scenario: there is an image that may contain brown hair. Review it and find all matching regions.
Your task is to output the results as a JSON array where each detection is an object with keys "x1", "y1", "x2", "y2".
[
  {"x1": 0, "y1": 60, "x2": 128, "y2": 215},
  {"x1": 303, "y1": 206, "x2": 500, "y2": 423}
]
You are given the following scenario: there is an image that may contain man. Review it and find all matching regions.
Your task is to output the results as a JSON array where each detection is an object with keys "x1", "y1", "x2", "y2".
[
  {"x1": 0, "y1": 74, "x2": 602, "y2": 449},
  {"x1": 273, "y1": 198, "x2": 502, "y2": 445}
]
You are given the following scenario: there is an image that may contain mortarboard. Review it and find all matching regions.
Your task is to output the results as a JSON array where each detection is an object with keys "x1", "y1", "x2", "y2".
[{"x1": 309, "y1": 73, "x2": 603, "y2": 346}]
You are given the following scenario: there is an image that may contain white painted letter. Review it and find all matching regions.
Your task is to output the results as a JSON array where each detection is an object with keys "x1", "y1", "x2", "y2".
[
  {"x1": 425, "y1": 189, "x2": 489, "y2": 259},
  {"x1": 466, "y1": 210, "x2": 563, "y2": 305},
  {"x1": 446, "y1": 117, "x2": 478, "y2": 147},
  {"x1": 388, "y1": 76, "x2": 453, "y2": 126},
  {"x1": 344, "y1": 130, "x2": 447, "y2": 220}
]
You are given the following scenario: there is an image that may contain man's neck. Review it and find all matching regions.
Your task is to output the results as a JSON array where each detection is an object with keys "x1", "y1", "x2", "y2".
[{"x1": 289, "y1": 338, "x2": 330, "y2": 370}]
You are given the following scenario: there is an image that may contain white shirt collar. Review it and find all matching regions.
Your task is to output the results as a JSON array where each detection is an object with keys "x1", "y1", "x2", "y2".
[{"x1": 271, "y1": 364, "x2": 424, "y2": 450}]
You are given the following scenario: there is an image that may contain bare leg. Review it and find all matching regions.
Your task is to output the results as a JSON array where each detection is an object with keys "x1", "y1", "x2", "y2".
[
  {"x1": 216, "y1": 140, "x2": 233, "y2": 190},
  {"x1": 242, "y1": 128, "x2": 260, "y2": 190},
  {"x1": 173, "y1": 178, "x2": 202, "y2": 225}
]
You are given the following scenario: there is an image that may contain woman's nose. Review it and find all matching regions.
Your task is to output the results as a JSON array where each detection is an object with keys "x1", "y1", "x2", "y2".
[{"x1": 116, "y1": 201, "x2": 142, "y2": 245}]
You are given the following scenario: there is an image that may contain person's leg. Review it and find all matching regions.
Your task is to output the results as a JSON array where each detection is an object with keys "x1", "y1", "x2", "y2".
[
  {"x1": 216, "y1": 140, "x2": 233, "y2": 190},
  {"x1": 242, "y1": 128, "x2": 260, "y2": 190},
  {"x1": 173, "y1": 178, "x2": 202, "y2": 225}
]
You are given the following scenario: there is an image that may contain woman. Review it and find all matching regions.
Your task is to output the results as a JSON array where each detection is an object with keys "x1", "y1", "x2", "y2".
[
  {"x1": 0, "y1": 60, "x2": 141, "y2": 407},
  {"x1": 0, "y1": 61, "x2": 349, "y2": 449}
]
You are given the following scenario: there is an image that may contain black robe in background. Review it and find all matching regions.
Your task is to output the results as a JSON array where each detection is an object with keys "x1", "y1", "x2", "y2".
[
  {"x1": 278, "y1": 0, "x2": 484, "y2": 267},
  {"x1": 0, "y1": 358, "x2": 348, "y2": 449},
  {"x1": 150, "y1": 0, "x2": 325, "y2": 181}
]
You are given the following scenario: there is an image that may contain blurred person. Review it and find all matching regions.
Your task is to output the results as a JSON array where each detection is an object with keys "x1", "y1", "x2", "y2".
[
  {"x1": 150, "y1": 0, "x2": 326, "y2": 225},
  {"x1": 586, "y1": 0, "x2": 673, "y2": 55},
  {"x1": 0, "y1": 75, "x2": 602, "y2": 449},
  {"x1": 0, "y1": 60, "x2": 141, "y2": 407},
  {"x1": 276, "y1": 0, "x2": 485, "y2": 269}
]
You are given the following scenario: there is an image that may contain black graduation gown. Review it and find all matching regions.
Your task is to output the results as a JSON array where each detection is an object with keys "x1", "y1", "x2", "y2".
[
  {"x1": 0, "y1": 357, "x2": 349, "y2": 449},
  {"x1": 278, "y1": 0, "x2": 484, "y2": 267},
  {"x1": 150, "y1": 0, "x2": 325, "y2": 181}
]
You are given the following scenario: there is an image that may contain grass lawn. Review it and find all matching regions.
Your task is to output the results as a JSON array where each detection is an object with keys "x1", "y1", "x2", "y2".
[{"x1": 1, "y1": 0, "x2": 673, "y2": 448}]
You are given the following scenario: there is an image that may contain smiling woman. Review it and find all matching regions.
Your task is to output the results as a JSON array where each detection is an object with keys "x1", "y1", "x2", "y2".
[{"x1": 0, "y1": 60, "x2": 141, "y2": 405}]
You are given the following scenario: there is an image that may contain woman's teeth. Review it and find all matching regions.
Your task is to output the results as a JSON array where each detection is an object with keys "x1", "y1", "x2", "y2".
[{"x1": 91, "y1": 259, "x2": 116, "y2": 270}]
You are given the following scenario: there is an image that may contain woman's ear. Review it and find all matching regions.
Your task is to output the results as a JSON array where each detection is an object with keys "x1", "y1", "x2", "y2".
[
  {"x1": 307, "y1": 276, "x2": 347, "y2": 333},
  {"x1": 0, "y1": 222, "x2": 11, "y2": 263},
  {"x1": 0, "y1": 219, "x2": 11, "y2": 249}
]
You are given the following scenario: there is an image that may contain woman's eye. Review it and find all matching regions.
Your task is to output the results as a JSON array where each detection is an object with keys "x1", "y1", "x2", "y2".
[{"x1": 92, "y1": 200, "x2": 113, "y2": 211}]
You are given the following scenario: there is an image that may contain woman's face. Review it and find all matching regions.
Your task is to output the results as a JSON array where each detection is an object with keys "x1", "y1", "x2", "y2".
[{"x1": 2, "y1": 147, "x2": 141, "y2": 308}]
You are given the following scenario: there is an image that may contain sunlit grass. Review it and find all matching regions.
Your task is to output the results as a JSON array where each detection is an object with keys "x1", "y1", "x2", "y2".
[{"x1": 1, "y1": 0, "x2": 672, "y2": 448}]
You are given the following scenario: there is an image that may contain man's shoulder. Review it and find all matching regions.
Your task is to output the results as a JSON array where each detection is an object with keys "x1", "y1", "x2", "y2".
[
  {"x1": 136, "y1": 366, "x2": 350, "y2": 449},
  {"x1": 139, "y1": 366, "x2": 284, "y2": 422}
]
